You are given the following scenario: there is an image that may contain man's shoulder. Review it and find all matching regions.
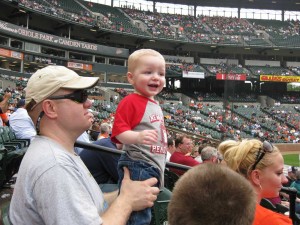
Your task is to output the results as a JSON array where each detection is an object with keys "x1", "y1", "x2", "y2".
[
  {"x1": 27, "y1": 137, "x2": 78, "y2": 167},
  {"x1": 93, "y1": 138, "x2": 116, "y2": 149},
  {"x1": 170, "y1": 152, "x2": 199, "y2": 165},
  {"x1": 170, "y1": 151, "x2": 184, "y2": 161},
  {"x1": 9, "y1": 108, "x2": 27, "y2": 119},
  {"x1": 19, "y1": 137, "x2": 86, "y2": 188}
]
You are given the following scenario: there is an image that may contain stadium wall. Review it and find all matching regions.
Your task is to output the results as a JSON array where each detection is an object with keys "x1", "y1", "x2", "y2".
[{"x1": 275, "y1": 143, "x2": 300, "y2": 155}]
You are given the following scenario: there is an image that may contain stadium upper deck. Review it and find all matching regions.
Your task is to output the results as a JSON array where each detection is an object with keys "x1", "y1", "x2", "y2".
[
  {"x1": 1, "y1": 0, "x2": 300, "y2": 54},
  {"x1": 0, "y1": 0, "x2": 299, "y2": 95},
  {"x1": 146, "y1": 0, "x2": 300, "y2": 12}
]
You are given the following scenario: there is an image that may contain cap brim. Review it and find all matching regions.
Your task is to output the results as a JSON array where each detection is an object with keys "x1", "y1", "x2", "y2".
[{"x1": 62, "y1": 76, "x2": 99, "y2": 89}]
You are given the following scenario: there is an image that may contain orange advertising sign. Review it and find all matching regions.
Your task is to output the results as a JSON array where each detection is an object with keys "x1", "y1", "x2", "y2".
[
  {"x1": 67, "y1": 62, "x2": 92, "y2": 71},
  {"x1": 260, "y1": 75, "x2": 300, "y2": 83},
  {"x1": 0, "y1": 48, "x2": 23, "y2": 59}
]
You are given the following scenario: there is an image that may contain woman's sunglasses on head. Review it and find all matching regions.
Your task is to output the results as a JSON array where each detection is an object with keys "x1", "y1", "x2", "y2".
[{"x1": 251, "y1": 141, "x2": 273, "y2": 170}]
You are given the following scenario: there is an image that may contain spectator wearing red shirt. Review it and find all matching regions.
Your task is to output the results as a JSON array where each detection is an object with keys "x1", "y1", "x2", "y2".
[{"x1": 170, "y1": 135, "x2": 200, "y2": 175}]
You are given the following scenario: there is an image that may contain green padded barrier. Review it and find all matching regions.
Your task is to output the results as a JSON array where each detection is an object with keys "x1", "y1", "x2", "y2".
[
  {"x1": 151, "y1": 187, "x2": 172, "y2": 225},
  {"x1": 1, "y1": 201, "x2": 12, "y2": 225}
]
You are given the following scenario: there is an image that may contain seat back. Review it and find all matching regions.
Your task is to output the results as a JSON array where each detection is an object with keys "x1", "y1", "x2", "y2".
[
  {"x1": 260, "y1": 198, "x2": 277, "y2": 211},
  {"x1": 0, "y1": 127, "x2": 11, "y2": 144},
  {"x1": 4, "y1": 126, "x2": 30, "y2": 147},
  {"x1": 1, "y1": 201, "x2": 12, "y2": 225},
  {"x1": 164, "y1": 169, "x2": 179, "y2": 191},
  {"x1": 151, "y1": 187, "x2": 172, "y2": 225},
  {"x1": 5, "y1": 127, "x2": 16, "y2": 141}
]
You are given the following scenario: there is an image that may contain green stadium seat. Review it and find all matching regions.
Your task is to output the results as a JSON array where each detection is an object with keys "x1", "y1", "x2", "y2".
[
  {"x1": 150, "y1": 187, "x2": 172, "y2": 225},
  {"x1": 1, "y1": 201, "x2": 11, "y2": 225},
  {"x1": 164, "y1": 169, "x2": 179, "y2": 191},
  {"x1": 3, "y1": 127, "x2": 30, "y2": 147},
  {"x1": 0, "y1": 127, "x2": 26, "y2": 150}
]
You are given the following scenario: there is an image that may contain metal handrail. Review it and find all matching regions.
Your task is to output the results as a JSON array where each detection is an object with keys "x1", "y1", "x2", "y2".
[{"x1": 75, "y1": 140, "x2": 191, "y2": 171}]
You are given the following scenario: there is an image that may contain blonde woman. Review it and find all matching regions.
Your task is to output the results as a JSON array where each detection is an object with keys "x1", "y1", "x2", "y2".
[{"x1": 218, "y1": 139, "x2": 292, "y2": 225}]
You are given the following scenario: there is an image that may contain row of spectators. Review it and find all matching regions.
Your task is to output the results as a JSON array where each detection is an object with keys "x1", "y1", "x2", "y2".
[
  {"x1": 167, "y1": 62, "x2": 298, "y2": 77},
  {"x1": 18, "y1": 0, "x2": 96, "y2": 26},
  {"x1": 251, "y1": 19, "x2": 300, "y2": 38},
  {"x1": 123, "y1": 8, "x2": 177, "y2": 39},
  {"x1": 162, "y1": 98, "x2": 300, "y2": 144},
  {"x1": 15, "y1": 0, "x2": 300, "y2": 45}
]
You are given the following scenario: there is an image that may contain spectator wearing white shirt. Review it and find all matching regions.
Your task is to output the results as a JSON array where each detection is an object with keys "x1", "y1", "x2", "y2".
[
  {"x1": 9, "y1": 99, "x2": 36, "y2": 141},
  {"x1": 75, "y1": 130, "x2": 90, "y2": 155},
  {"x1": 166, "y1": 137, "x2": 175, "y2": 162}
]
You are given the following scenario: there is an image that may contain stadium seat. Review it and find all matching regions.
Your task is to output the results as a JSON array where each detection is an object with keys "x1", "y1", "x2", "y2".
[
  {"x1": 0, "y1": 132, "x2": 26, "y2": 189},
  {"x1": 260, "y1": 198, "x2": 277, "y2": 211},
  {"x1": 1, "y1": 201, "x2": 11, "y2": 225},
  {"x1": 0, "y1": 127, "x2": 24, "y2": 150},
  {"x1": 0, "y1": 153, "x2": 5, "y2": 187},
  {"x1": 164, "y1": 169, "x2": 179, "y2": 191},
  {"x1": 275, "y1": 203, "x2": 289, "y2": 214},
  {"x1": 260, "y1": 198, "x2": 289, "y2": 215},
  {"x1": 3, "y1": 127, "x2": 30, "y2": 147},
  {"x1": 150, "y1": 187, "x2": 172, "y2": 225}
]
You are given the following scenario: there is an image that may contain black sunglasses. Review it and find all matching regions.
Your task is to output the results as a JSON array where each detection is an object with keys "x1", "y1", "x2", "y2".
[
  {"x1": 48, "y1": 90, "x2": 88, "y2": 103},
  {"x1": 251, "y1": 141, "x2": 273, "y2": 170}
]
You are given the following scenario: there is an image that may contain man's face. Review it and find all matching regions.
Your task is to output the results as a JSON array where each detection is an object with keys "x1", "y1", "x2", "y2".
[
  {"x1": 50, "y1": 89, "x2": 94, "y2": 137},
  {"x1": 290, "y1": 171, "x2": 297, "y2": 180},
  {"x1": 179, "y1": 138, "x2": 193, "y2": 154}
]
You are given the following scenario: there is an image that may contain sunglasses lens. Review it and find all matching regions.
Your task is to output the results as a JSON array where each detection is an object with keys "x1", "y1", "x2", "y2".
[
  {"x1": 48, "y1": 90, "x2": 88, "y2": 103},
  {"x1": 71, "y1": 90, "x2": 88, "y2": 103},
  {"x1": 262, "y1": 141, "x2": 273, "y2": 153},
  {"x1": 80, "y1": 91, "x2": 88, "y2": 103}
]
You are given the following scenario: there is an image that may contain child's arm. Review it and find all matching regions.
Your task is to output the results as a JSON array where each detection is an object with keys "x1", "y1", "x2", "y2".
[{"x1": 116, "y1": 129, "x2": 158, "y2": 145}]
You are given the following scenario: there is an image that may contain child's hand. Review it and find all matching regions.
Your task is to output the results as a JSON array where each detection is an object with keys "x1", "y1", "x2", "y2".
[{"x1": 137, "y1": 130, "x2": 158, "y2": 145}]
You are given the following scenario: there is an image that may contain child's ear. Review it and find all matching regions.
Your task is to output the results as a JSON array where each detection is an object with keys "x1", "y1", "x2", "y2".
[{"x1": 127, "y1": 72, "x2": 134, "y2": 85}]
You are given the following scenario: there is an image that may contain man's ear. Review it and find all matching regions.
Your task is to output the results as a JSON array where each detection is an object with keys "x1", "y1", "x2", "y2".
[
  {"x1": 127, "y1": 72, "x2": 134, "y2": 85},
  {"x1": 42, "y1": 100, "x2": 58, "y2": 119}
]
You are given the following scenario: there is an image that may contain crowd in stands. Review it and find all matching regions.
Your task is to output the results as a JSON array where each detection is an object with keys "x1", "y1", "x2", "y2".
[
  {"x1": 251, "y1": 19, "x2": 299, "y2": 38},
  {"x1": 114, "y1": 88, "x2": 130, "y2": 97},
  {"x1": 290, "y1": 67, "x2": 300, "y2": 75},
  {"x1": 1, "y1": 0, "x2": 300, "y2": 221},
  {"x1": 204, "y1": 16, "x2": 255, "y2": 36},
  {"x1": 160, "y1": 96, "x2": 300, "y2": 144},
  {"x1": 17, "y1": 0, "x2": 95, "y2": 26},
  {"x1": 4, "y1": 72, "x2": 300, "y2": 145},
  {"x1": 11, "y1": 0, "x2": 300, "y2": 45},
  {"x1": 204, "y1": 62, "x2": 250, "y2": 75},
  {"x1": 123, "y1": 8, "x2": 177, "y2": 39},
  {"x1": 247, "y1": 65, "x2": 295, "y2": 76},
  {"x1": 1, "y1": 65, "x2": 300, "y2": 225},
  {"x1": 159, "y1": 89, "x2": 180, "y2": 101}
]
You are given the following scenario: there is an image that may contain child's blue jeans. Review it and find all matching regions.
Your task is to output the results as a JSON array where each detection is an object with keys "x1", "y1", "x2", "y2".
[{"x1": 118, "y1": 153, "x2": 160, "y2": 225}]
